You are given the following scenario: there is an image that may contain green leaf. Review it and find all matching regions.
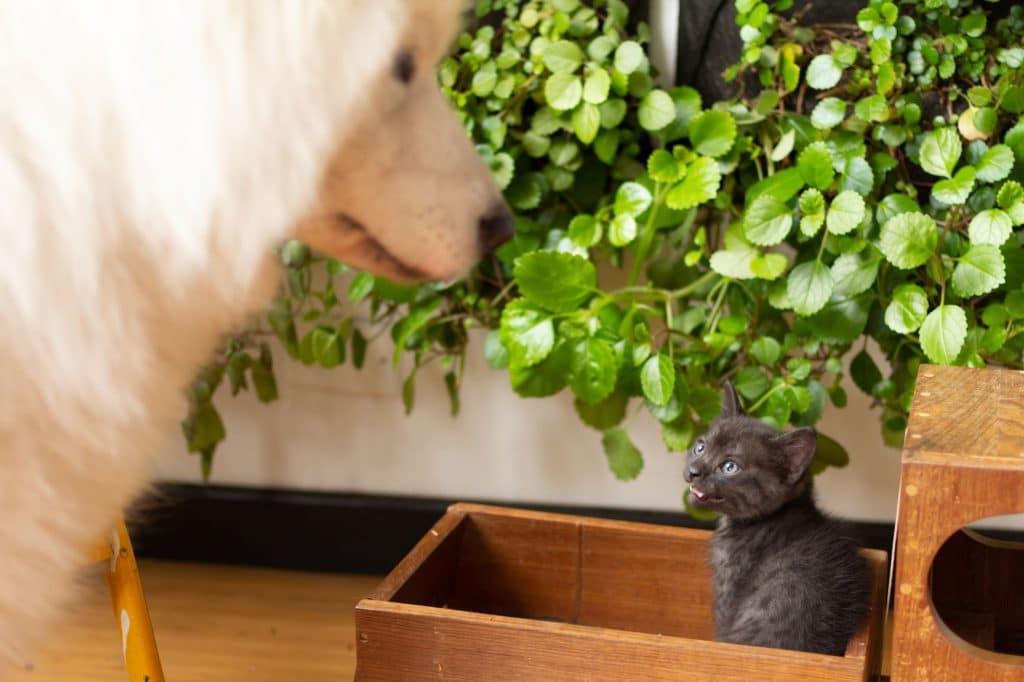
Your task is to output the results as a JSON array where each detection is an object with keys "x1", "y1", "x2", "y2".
[
  {"x1": 744, "y1": 195, "x2": 793, "y2": 246},
  {"x1": 750, "y1": 337, "x2": 782, "y2": 365},
  {"x1": 608, "y1": 213, "x2": 637, "y2": 246},
  {"x1": 484, "y1": 329, "x2": 509, "y2": 369},
  {"x1": 647, "y1": 149, "x2": 684, "y2": 183},
  {"x1": 662, "y1": 418, "x2": 695, "y2": 452},
  {"x1": 569, "y1": 337, "x2": 618, "y2": 404},
  {"x1": 514, "y1": 252, "x2": 596, "y2": 313},
  {"x1": 975, "y1": 145, "x2": 1014, "y2": 183},
  {"x1": 813, "y1": 433, "x2": 850, "y2": 470},
  {"x1": 850, "y1": 349, "x2": 883, "y2": 395},
  {"x1": 968, "y1": 209, "x2": 1013, "y2": 246},
  {"x1": 952, "y1": 244, "x2": 1006, "y2": 297},
  {"x1": 348, "y1": 272, "x2": 375, "y2": 303},
  {"x1": 665, "y1": 156, "x2": 721, "y2": 210},
  {"x1": 499, "y1": 300, "x2": 554, "y2": 367},
  {"x1": 251, "y1": 346, "x2": 278, "y2": 403},
  {"x1": 797, "y1": 142, "x2": 835, "y2": 190},
  {"x1": 640, "y1": 353, "x2": 675, "y2": 406},
  {"x1": 613, "y1": 40, "x2": 645, "y2": 74},
  {"x1": 811, "y1": 97, "x2": 847, "y2": 129},
  {"x1": 569, "y1": 214, "x2": 602, "y2": 247},
  {"x1": 788, "y1": 260, "x2": 834, "y2": 316},
  {"x1": 884, "y1": 284, "x2": 929, "y2": 334},
  {"x1": 312, "y1": 327, "x2": 343, "y2": 368},
  {"x1": 745, "y1": 167, "x2": 805, "y2": 205},
  {"x1": 931, "y1": 166, "x2": 976, "y2": 205},
  {"x1": 806, "y1": 54, "x2": 843, "y2": 89},
  {"x1": 838, "y1": 157, "x2": 875, "y2": 196},
  {"x1": 545, "y1": 73, "x2": 583, "y2": 111},
  {"x1": 826, "y1": 190, "x2": 866, "y2": 235},
  {"x1": 734, "y1": 367, "x2": 770, "y2": 400},
  {"x1": 831, "y1": 251, "x2": 881, "y2": 297},
  {"x1": 401, "y1": 371, "x2": 416, "y2": 415},
  {"x1": 638, "y1": 89, "x2": 675, "y2": 131},
  {"x1": 750, "y1": 253, "x2": 788, "y2": 280},
  {"x1": 918, "y1": 127, "x2": 962, "y2": 178},
  {"x1": 688, "y1": 110, "x2": 737, "y2": 157},
  {"x1": 771, "y1": 129, "x2": 796, "y2": 162},
  {"x1": 919, "y1": 305, "x2": 968, "y2": 365},
  {"x1": 599, "y1": 98, "x2": 627, "y2": 128},
  {"x1": 543, "y1": 40, "x2": 584, "y2": 73},
  {"x1": 614, "y1": 182, "x2": 652, "y2": 217},
  {"x1": 799, "y1": 188, "x2": 825, "y2": 237},
  {"x1": 879, "y1": 212, "x2": 938, "y2": 269},
  {"x1": 601, "y1": 427, "x2": 644, "y2": 481},
  {"x1": 575, "y1": 393, "x2": 628, "y2": 430},
  {"x1": 583, "y1": 67, "x2": 611, "y2": 103},
  {"x1": 572, "y1": 102, "x2": 601, "y2": 143},
  {"x1": 185, "y1": 403, "x2": 226, "y2": 453},
  {"x1": 709, "y1": 247, "x2": 757, "y2": 279},
  {"x1": 350, "y1": 329, "x2": 367, "y2": 369}
]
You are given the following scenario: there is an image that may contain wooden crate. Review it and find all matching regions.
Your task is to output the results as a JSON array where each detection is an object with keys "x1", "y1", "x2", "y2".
[
  {"x1": 892, "y1": 365, "x2": 1024, "y2": 679},
  {"x1": 355, "y1": 504, "x2": 887, "y2": 681}
]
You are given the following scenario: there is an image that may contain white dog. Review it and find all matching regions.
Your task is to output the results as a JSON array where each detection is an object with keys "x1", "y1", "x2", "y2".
[{"x1": 0, "y1": 0, "x2": 511, "y2": 665}]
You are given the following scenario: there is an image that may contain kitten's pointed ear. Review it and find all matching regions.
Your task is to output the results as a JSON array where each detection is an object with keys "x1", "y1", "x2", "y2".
[
  {"x1": 775, "y1": 427, "x2": 818, "y2": 485},
  {"x1": 720, "y1": 381, "x2": 742, "y2": 418}
]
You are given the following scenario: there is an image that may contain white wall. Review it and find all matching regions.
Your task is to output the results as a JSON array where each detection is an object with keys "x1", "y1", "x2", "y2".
[
  {"x1": 154, "y1": 328, "x2": 902, "y2": 523},
  {"x1": 154, "y1": 0, "x2": 903, "y2": 523}
]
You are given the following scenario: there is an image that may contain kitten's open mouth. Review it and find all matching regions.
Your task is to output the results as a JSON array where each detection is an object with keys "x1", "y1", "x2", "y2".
[
  {"x1": 336, "y1": 213, "x2": 429, "y2": 281},
  {"x1": 690, "y1": 486, "x2": 724, "y2": 505}
]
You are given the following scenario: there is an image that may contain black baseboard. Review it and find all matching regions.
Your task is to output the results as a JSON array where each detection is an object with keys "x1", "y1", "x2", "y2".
[{"x1": 127, "y1": 483, "x2": 897, "y2": 575}]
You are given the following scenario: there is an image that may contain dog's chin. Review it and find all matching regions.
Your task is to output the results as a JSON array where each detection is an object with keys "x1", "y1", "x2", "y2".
[{"x1": 335, "y1": 213, "x2": 464, "y2": 284}]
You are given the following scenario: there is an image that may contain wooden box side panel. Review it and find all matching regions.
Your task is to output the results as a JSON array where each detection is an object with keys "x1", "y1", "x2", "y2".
[
  {"x1": 371, "y1": 509, "x2": 467, "y2": 605},
  {"x1": 445, "y1": 511, "x2": 580, "y2": 621},
  {"x1": 354, "y1": 601, "x2": 864, "y2": 682},
  {"x1": 579, "y1": 524, "x2": 714, "y2": 639}
]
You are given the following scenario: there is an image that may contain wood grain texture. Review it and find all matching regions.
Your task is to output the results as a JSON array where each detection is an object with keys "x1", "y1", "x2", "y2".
[
  {"x1": 8, "y1": 561, "x2": 377, "y2": 682},
  {"x1": 892, "y1": 364, "x2": 1024, "y2": 681},
  {"x1": 356, "y1": 503, "x2": 887, "y2": 681}
]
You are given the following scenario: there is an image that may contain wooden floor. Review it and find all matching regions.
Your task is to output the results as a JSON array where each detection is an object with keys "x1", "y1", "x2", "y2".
[
  {"x1": 9, "y1": 561, "x2": 378, "y2": 682},
  {"x1": 9, "y1": 561, "x2": 893, "y2": 680}
]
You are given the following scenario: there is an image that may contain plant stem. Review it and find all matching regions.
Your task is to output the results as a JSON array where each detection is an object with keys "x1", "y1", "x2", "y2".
[{"x1": 627, "y1": 184, "x2": 665, "y2": 286}]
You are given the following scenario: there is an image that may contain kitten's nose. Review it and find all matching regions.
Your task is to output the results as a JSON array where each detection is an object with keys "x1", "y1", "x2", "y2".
[{"x1": 686, "y1": 465, "x2": 701, "y2": 481}]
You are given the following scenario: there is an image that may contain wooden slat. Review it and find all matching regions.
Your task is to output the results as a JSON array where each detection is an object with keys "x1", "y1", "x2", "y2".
[
  {"x1": 578, "y1": 523, "x2": 714, "y2": 638},
  {"x1": 904, "y1": 365, "x2": 1024, "y2": 468},
  {"x1": 355, "y1": 600, "x2": 864, "y2": 682}
]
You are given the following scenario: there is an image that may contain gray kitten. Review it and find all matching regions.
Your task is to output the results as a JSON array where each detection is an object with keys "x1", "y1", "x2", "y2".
[{"x1": 684, "y1": 381, "x2": 870, "y2": 655}]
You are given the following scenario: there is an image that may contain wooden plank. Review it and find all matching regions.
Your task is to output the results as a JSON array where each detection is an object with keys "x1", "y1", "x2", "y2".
[
  {"x1": 354, "y1": 600, "x2": 864, "y2": 682},
  {"x1": 904, "y1": 365, "x2": 1024, "y2": 468},
  {"x1": 578, "y1": 524, "x2": 714, "y2": 639},
  {"x1": 847, "y1": 548, "x2": 888, "y2": 679}
]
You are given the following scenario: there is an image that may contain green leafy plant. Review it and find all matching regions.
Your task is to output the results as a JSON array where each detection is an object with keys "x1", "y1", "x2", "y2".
[{"x1": 185, "y1": 0, "x2": 1024, "y2": 512}]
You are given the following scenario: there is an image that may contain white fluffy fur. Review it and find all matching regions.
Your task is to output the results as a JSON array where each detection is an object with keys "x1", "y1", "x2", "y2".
[{"x1": 0, "y1": 0, "x2": 486, "y2": 665}]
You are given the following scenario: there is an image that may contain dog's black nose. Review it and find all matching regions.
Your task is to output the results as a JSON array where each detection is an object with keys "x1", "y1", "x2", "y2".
[
  {"x1": 686, "y1": 465, "x2": 701, "y2": 481},
  {"x1": 478, "y1": 202, "x2": 515, "y2": 252}
]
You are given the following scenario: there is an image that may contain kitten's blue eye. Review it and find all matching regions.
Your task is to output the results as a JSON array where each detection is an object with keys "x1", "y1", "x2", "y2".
[
  {"x1": 721, "y1": 460, "x2": 739, "y2": 474},
  {"x1": 694, "y1": 440, "x2": 705, "y2": 455}
]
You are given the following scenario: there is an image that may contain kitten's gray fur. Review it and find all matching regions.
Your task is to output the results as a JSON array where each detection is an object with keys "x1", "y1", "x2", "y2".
[{"x1": 684, "y1": 381, "x2": 870, "y2": 655}]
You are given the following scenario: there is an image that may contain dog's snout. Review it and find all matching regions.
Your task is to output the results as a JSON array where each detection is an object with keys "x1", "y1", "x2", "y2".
[
  {"x1": 686, "y1": 465, "x2": 701, "y2": 481},
  {"x1": 478, "y1": 202, "x2": 515, "y2": 252}
]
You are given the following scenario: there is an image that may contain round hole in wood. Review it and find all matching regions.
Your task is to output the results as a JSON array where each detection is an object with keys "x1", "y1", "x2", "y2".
[{"x1": 928, "y1": 514, "x2": 1024, "y2": 658}]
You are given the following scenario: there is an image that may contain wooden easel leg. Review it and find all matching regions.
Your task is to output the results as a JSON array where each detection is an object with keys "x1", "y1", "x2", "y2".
[{"x1": 104, "y1": 518, "x2": 165, "y2": 682}]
